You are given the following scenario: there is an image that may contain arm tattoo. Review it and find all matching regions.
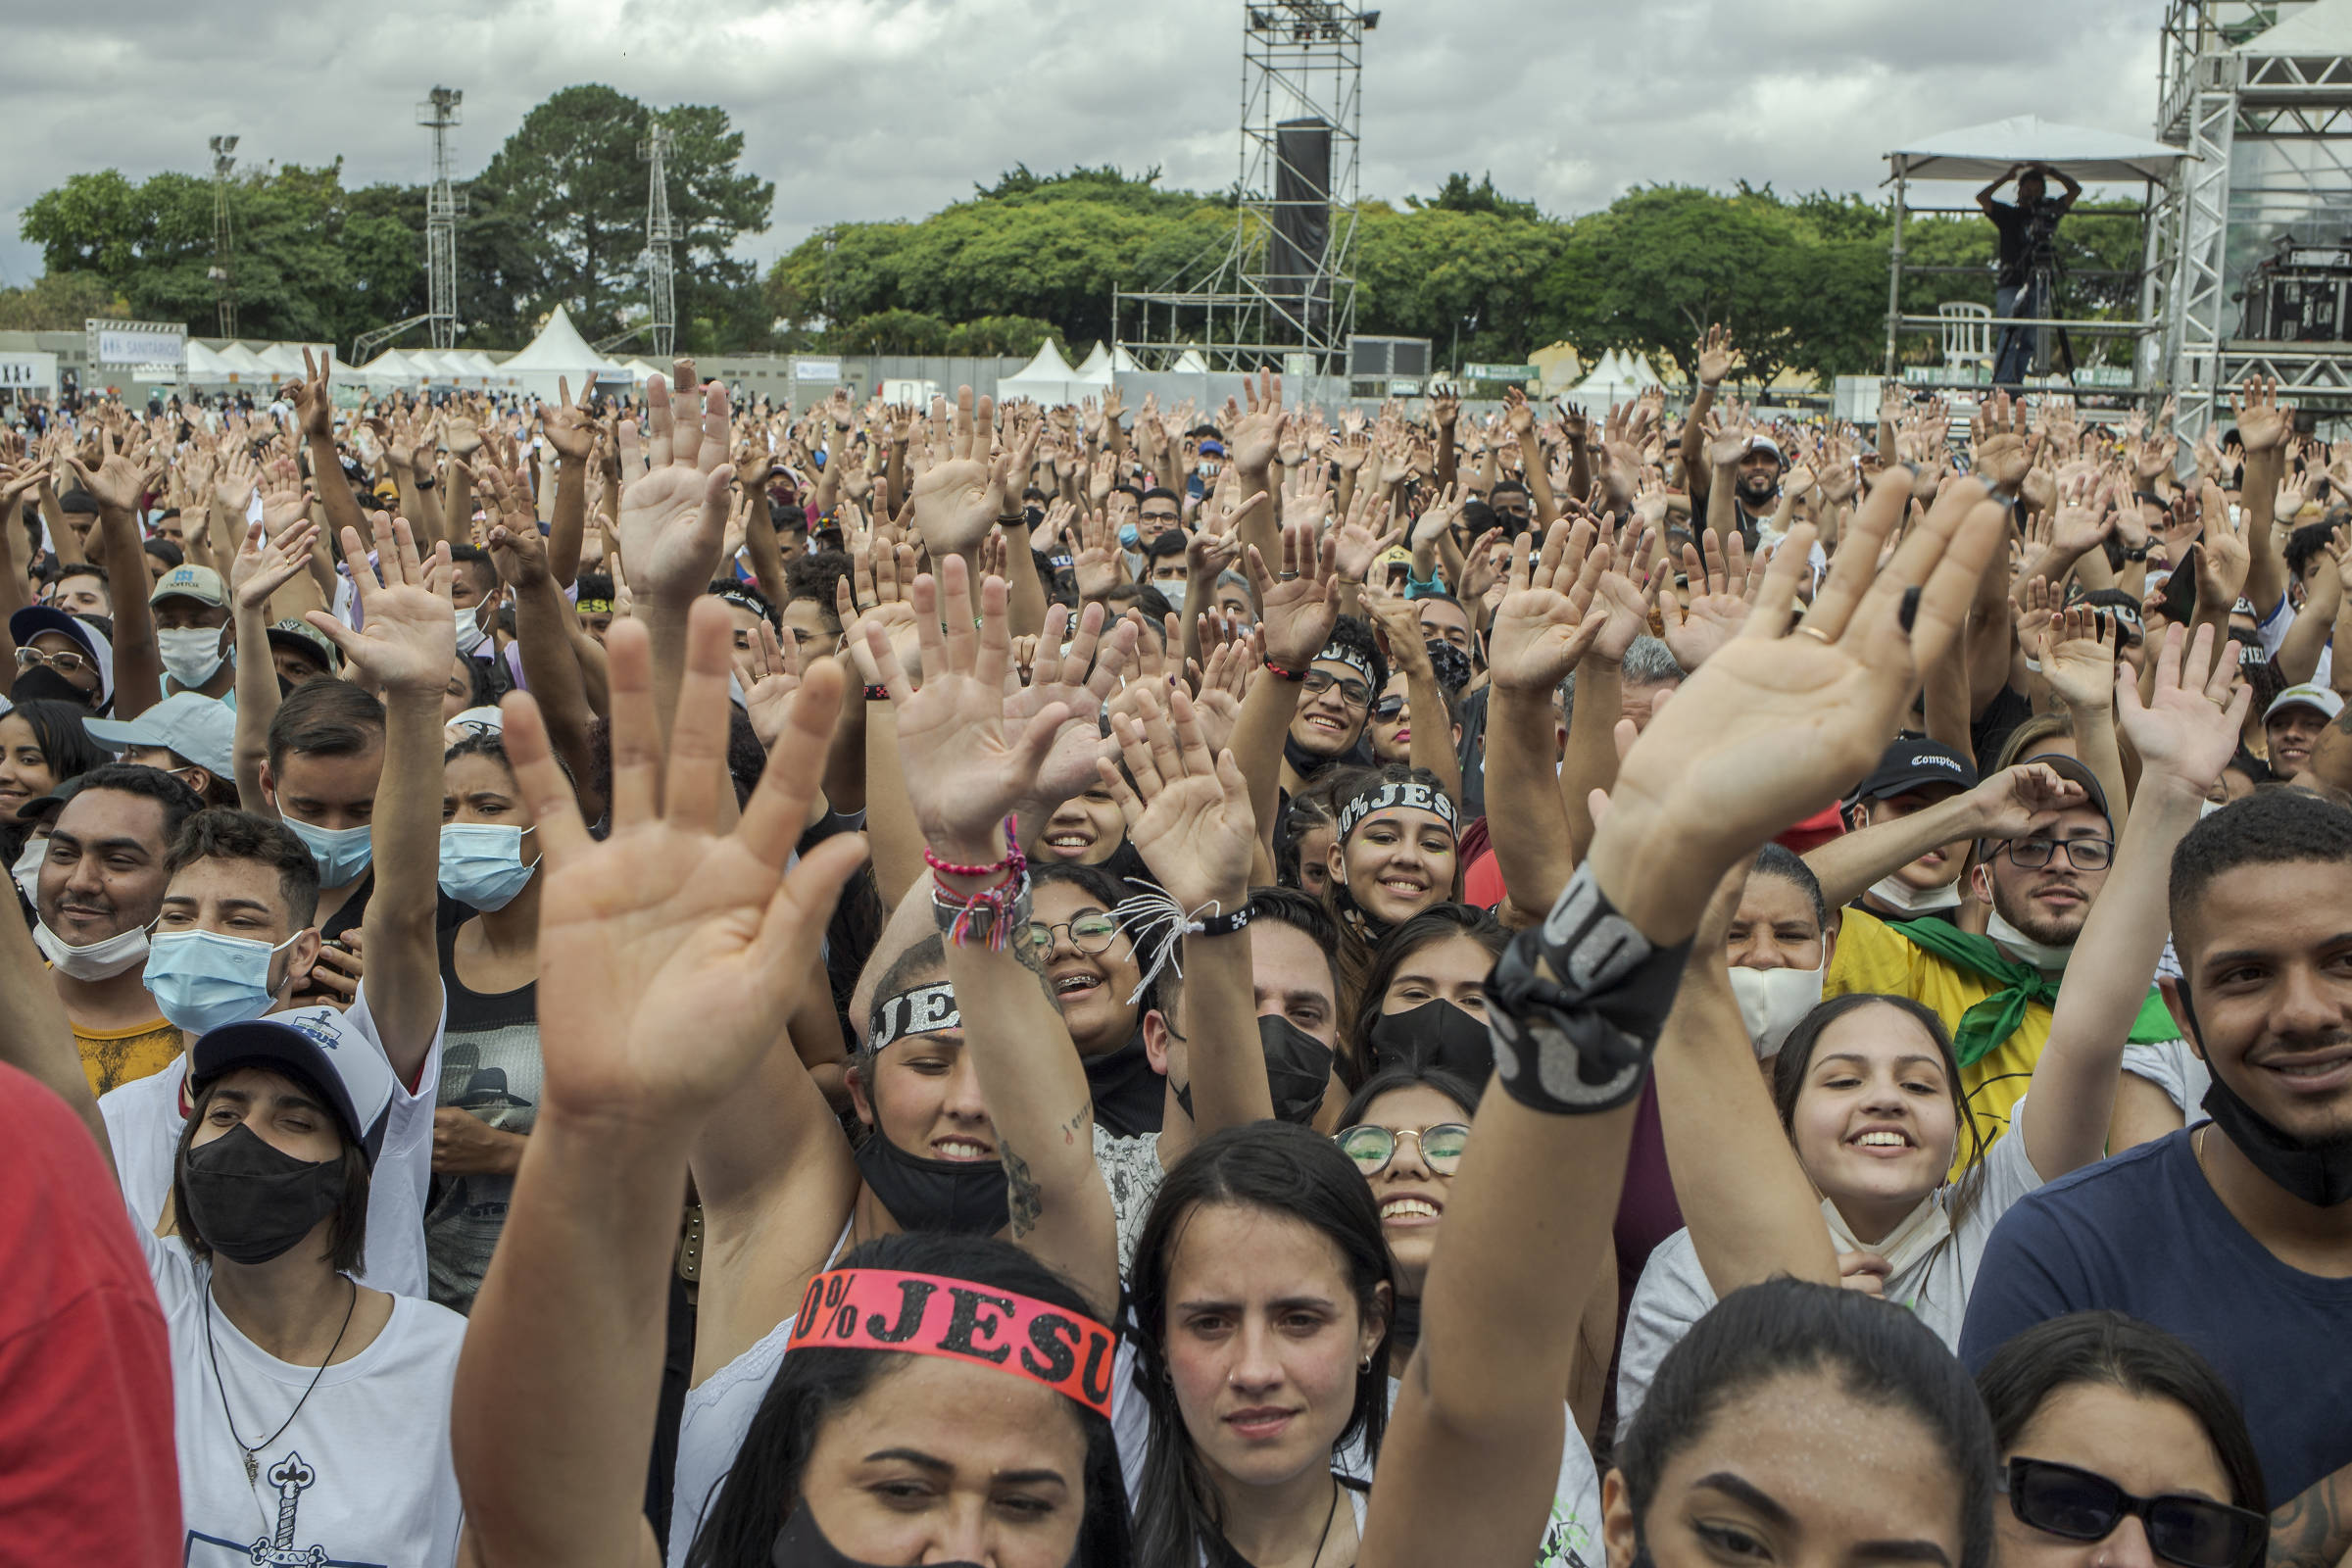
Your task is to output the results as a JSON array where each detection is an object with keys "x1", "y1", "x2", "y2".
[
  {"x1": 2269, "y1": 1461, "x2": 2352, "y2": 1568},
  {"x1": 1002, "y1": 1143, "x2": 1044, "y2": 1239}
]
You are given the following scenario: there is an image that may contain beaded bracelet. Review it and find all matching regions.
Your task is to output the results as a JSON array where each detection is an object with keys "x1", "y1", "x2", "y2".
[
  {"x1": 1262, "y1": 661, "x2": 1308, "y2": 682},
  {"x1": 923, "y1": 816, "x2": 1025, "y2": 881}
]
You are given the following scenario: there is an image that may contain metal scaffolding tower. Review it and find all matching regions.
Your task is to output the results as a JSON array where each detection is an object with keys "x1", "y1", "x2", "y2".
[
  {"x1": 1115, "y1": 1, "x2": 1371, "y2": 374},
  {"x1": 2150, "y1": 0, "x2": 2352, "y2": 439},
  {"x1": 641, "y1": 122, "x2": 681, "y2": 359},
  {"x1": 420, "y1": 87, "x2": 466, "y2": 350},
  {"x1": 208, "y1": 135, "x2": 238, "y2": 338}
]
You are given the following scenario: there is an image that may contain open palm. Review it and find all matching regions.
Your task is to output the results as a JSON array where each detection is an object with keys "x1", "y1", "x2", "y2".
[
  {"x1": 1486, "y1": 523, "x2": 1604, "y2": 693},
  {"x1": 1102, "y1": 684, "x2": 1254, "y2": 910},
  {"x1": 616, "y1": 376, "x2": 731, "y2": 600},
  {"x1": 909, "y1": 387, "x2": 1005, "y2": 557}
]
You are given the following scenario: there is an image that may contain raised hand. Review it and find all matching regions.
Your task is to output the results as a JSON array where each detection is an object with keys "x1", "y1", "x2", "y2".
[
  {"x1": 1246, "y1": 520, "x2": 1342, "y2": 672},
  {"x1": 65, "y1": 426, "x2": 160, "y2": 514},
  {"x1": 504, "y1": 601, "x2": 867, "y2": 1128},
  {"x1": 284, "y1": 347, "x2": 335, "y2": 442},
  {"x1": 1970, "y1": 391, "x2": 2034, "y2": 493},
  {"x1": 305, "y1": 513, "x2": 457, "y2": 695},
  {"x1": 2119, "y1": 621, "x2": 2249, "y2": 793},
  {"x1": 868, "y1": 558, "x2": 1073, "y2": 863},
  {"x1": 2042, "y1": 603, "x2": 2121, "y2": 712},
  {"x1": 1099, "y1": 682, "x2": 1254, "y2": 912},
  {"x1": 229, "y1": 517, "x2": 321, "y2": 612},
  {"x1": 1656, "y1": 530, "x2": 1753, "y2": 671},
  {"x1": 908, "y1": 386, "x2": 1009, "y2": 559},
  {"x1": 1007, "y1": 601, "x2": 1138, "y2": 810},
  {"x1": 730, "y1": 616, "x2": 805, "y2": 751},
  {"x1": 2193, "y1": 479, "x2": 2250, "y2": 608},
  {"x1": 537, "y1": 376, "x2": 597, "y2": 463},
  {"x1": 1485, "y1": 521, "x2": 1606, "y2": 694},
  {"x1": 1594, "y1": 468, "x2": 2008, "y2": 935},
  {"x1": 1332, "y1": 479, "x2": 1404, "y2": 584},
  {"x1": 1696, "y1": 322, "x2": 1740, "y2": 388},
  {"x1": 1227, "y1": 367, "x2": 1282, "y2": 472},
  {"x1": 615, "y1": 374, "x2": 733, "y2": 603},
  {"x1": 478, "y1": 464, "x2": 552, "y2": 587}
]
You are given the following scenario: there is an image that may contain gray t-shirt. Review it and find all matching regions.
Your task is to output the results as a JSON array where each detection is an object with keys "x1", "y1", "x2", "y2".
[
  {"x1": 425, "y1": 925, "x2": 541, "y2": 1312},
  {"x1": 1617, "y1": 1096, "x2": 2046, "y2": 1427}
]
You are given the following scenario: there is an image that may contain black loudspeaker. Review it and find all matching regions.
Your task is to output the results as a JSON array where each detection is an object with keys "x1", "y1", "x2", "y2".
[{"x1": 1270, "y1": 119, "x2": 1332, "y2": 333}]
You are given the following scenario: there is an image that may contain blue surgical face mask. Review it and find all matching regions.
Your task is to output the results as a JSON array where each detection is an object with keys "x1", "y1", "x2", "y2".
[
  {"x1": 144, "y1": 928, "x2": 299, "y2": 1035},
  {"x1": 281, "y1": 814, "x2": 372, "y2": 888},
  {"x1": 438, "y1": 823, "x2": 538, "y2": 911},
  {"x1": 1117, "y1": 522, "x2": 1141, "y2": 550}
]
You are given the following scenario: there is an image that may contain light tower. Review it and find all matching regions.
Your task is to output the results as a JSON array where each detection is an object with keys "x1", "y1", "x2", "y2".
[
  {"x1": 1115, "y1": 2, "x2": 1372, "y2": 374},
  {"x1": 418, "y1": 86, "x2": 466, "y2": 349},
  {"x1": 640, "y1": 122, "x2": 681, "y2": 358},
  {"x1": 208, "y1": 134, "x2": 238, "y2": 338}
]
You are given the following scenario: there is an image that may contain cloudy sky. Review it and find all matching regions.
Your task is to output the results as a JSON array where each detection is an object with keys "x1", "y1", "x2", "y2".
[{"x1": 1, "y1": 0, "x2": 2161, "y2": 292}]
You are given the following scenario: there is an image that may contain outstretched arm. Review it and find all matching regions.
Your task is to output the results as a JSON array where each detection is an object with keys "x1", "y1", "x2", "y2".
[
  {"x1": 453, "y1": 604, "x2": 867, "y2": 1568},
  {"x1": 870, "y1": 558, "x2": 1119, "y2": 1316},
  {"x1": 2025, "y1": 622, "x2": 2245, "y2": 1180},
  {"x1": 1363, "y1": 470, "x2": 2010, "y2": 1568}
]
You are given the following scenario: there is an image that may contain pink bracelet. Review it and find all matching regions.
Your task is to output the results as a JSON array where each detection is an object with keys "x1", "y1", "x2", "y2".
[{"x1": 924, "y1": 815, "x2": 1025, "y2": 881}]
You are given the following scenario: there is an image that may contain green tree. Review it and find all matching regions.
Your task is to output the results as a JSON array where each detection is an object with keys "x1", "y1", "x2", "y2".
[
  {"x1": 944, "y1": 315, "x2": 1064, "y2": 357},
  {"x1": 835, "y1": 309, "x2": 952, "y2": 355},
  {"x1": 0, "y1": 271, "x2": 129, "y2": 329},
  {"x1": 1406, "y1": 172, "x2": 1542, "y2": 223},
  {"x1": 1353, "y1": 200, "x2": 1567, "y2": 366},
  {"x1": 460, "y1": 85, "x2": 773, "y2": 347}
]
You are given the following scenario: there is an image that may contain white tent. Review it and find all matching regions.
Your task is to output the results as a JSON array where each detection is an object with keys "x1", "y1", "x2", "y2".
[
  {"x1": 182, "y1": 342, "x2": 234, "y2": 385},
  {"x1": 499, "y1": 304, "x2": 627, "y2": 401},
  {"x1": 1565, "y1": 350, "x2": 1662, "y2": 412},
  {"x1": 2242, "y1": 0, "x2": 2352, "y2": 55},
  {"x1": 356, "y1": 349, "x2": 422, "y2": 388},
  {"x1": 210, "y1": 342, "x2": 278, "y2": 385},
  {"x1": 449, "y1": 350, "x2": 510, "y2": 386},
  {"x1": 1071, "y1": 341, "x2": 1141, "y2": 384},
  {"x1": 1170, "y1": 347, "x2": 1210, "y2": 374},
  {"x1": 253, "y1": 342, "x2": 329, "y2": 379},
  {"x1": 997, "y1": 337, "x2": 1084, "y2": 406},
  {"x1": 1885, "y1": 115, "x2": 2186, "y2": 185},
  {"x1": 620, "y1": 358, "x2": 666, "y2": 386}
]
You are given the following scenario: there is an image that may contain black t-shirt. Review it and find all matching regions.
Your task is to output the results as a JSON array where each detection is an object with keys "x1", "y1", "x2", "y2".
[
  {"x1": 1986, "y1": 197, "x2": 2066, "y2": 290},
  {"x1": 1971, "y1": 685, "x2": 2034, "y2": 775}
]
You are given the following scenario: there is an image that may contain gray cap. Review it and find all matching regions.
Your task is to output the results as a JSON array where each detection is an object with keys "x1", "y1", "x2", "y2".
[{"x1": 84, "y1": 692, "x2": 236, "y2": 781}]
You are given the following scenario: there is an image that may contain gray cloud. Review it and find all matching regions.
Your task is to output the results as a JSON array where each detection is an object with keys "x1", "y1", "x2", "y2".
[{"x1": 2, "y1": 0, "x2": 2160, "y2": 307}]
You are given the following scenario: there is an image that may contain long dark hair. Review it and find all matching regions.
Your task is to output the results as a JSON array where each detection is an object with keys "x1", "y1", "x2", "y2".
[
  {"x1": 1618, "y1": 1277, "x2": 1996, "y2": 1568},
  {"x1": 1126, "y1": 1122, "x2": 1394, "y2": 1568},
  {"x1": 7, "y1": 697, "x2": 109, "y2": 786},
  {"x1": 1345, "y1": 904, "x2": 1505, "y2": 1086},
  {"x1": 1770, "y1": 991, "x2": 1989, "y2": 1225},
  {"x1": 172, "y1": 1068, "x2": 372, "y2": 1277},
  {"x1": 1976, "y1": 1311, "x2": 2267, "y2": 1512},
  {"x1": 685, "y1": 1232, "x2": 1131, "y2": 1568}
]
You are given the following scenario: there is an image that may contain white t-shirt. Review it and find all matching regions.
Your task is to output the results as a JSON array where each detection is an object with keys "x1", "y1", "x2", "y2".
[
  {"x1": 138, "y1": 1225, "x2": 466, "y2": 1568},
  {"x1": 2121, "y1": 1036, "x2": 2212, "y2": 1124},
  {"x1": 98, "y1": 982, "x2": 447, "y2": 1298},
  {"x1": 1094, "y1": 1123, "x2": 1164, "y2": 1278},
  {"x1": 668, "y1": 1220, "x2": 854, "y2": 1568},
  {"x1": 1617, "y1": 1095, "x2": 2047, "y2": 1428}
]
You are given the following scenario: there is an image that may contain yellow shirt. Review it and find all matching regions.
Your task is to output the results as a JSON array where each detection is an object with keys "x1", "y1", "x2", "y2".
[
  {"x1": 1824, "y1": 907, "x2": 2048, "y2": 1177},
  {"x1": 76, "y1": 1015, "x2": 183, "y2": 1098}
]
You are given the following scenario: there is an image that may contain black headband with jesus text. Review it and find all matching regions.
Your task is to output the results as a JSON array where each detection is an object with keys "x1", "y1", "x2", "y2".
[
  {"x1": 1337, "y1": 777, "x2": 1459, "y2": 842},
  {"x1": 868, "y1": 982, "x2": 960, "y2": 1052}
]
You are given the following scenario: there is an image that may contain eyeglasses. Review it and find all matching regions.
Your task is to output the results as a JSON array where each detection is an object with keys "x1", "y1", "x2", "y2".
[
  {"x1": 1021, "y1": 912, "x2": 1120, "y2": 956},
  {"x1": 14, "y1": 647, "x2": 93, "y2": 676},
  {"x1": 2000, "y1": 1458, "x2": 2267, "y2": 1568},
  {"x1": 1337, "y1": 1122, "x2": 1471, "y2": 1177},
  {"x1": 1371, "y1": 695, "x2": 1404, "y2": 722},
  {"x1": 1300, "y1": 670, "x2": 1371, "y2": 709},
  {"x1": 1999, "y1": 837, "x2": 2114, "y2": 871}
]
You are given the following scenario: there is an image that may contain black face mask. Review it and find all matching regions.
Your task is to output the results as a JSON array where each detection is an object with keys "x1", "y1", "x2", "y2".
[
  {"x1": 1423, "y1": 640, "x2": 1473, "y2": 697},
  {"x1": 854, "y1": 1128, "x2": 1010, "y2": 1236},
  {"x1": 1083, "y1": 1033, "x2": 1164, "y2": 1138},
  {"x1": 2201, "y1": 1067, "x2": 2352, "y2": 1207},
  {"x1": 1329, "y1": 878, "x2": 1394, "y2": 948},
  {"x1": 1175, "y1": 1015, "x2": 1334, "y2": 1127},
  {"x1": 1367, "y1": 998, "x2": 1494, "y2": 1082},
  {"x1": 11, "y1": 664, "x2": 94, "y2": 710},
  {"x1": 178, "y1": 1122, "x2": 347, "y2": 1265},
  {"x1": 772, "y1": 1500, "x2": 983, "y2": 1568},
  {"x1": 1284, "y1": 726, "x2": 1365, "y2": 779}
]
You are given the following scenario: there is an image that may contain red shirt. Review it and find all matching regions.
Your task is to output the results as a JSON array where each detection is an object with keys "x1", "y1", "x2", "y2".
[{"x1": 0, "y1": 1062, "x2": 178, "y2": 1564}]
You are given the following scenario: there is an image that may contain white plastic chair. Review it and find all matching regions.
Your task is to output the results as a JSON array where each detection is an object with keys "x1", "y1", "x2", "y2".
[{"x1": 1939, "y1": 302, "x2": 1994, "y2": 377}]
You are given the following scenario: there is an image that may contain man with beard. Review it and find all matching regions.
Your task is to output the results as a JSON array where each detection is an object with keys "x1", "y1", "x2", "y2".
[
  {"x1": 1678, "y1": 323, "x2": 1786, "y2": 544},
  {"x1": 1801, "y1": 752, "x2": 2183, "y2": 1164},
  {"x1": 33, "y1": 764, "x2": 203, "y2": 1094},
  {"x1": 1962, "y1": 787, "x2": 2352, "y2": 1530}
]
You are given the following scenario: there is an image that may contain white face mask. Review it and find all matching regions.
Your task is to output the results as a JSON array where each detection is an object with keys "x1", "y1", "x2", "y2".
[
  {"x1": 32, "y1": 915, "x2": 151, "y2": 980},
  {"x1": 12, "y1": 835, "x2": 46, "y2": 905},
  {"x1": 1155, "y1": 579, "x2": 1189, "y2": 614},
  {"x1": 1867, "y1": 872, "x2": 1963, "y2": 914},
  {"x1": 1727, "y1": 961, "x2": 1827, "y2": 1057},
  {"x1": 157, "y1": 625, "x2": 227, "y2": 689},
  {"x1": 1985, "y1": 907, "x2": 2073, "y2": 971},
  {"x1": 455, "y1": 604, "x2": 489, "y2": 657}
]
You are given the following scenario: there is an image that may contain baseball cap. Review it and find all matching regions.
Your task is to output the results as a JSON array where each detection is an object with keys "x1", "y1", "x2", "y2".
[
  {"x1": 1855, "y1": 737, "x2": 1979, "y2": 802},
  {"x1": 267, "y1": 617, "x2": 342, "y2": 675},
  {"x1": 2014, "y1": 751, "x2": 2112, "y2": 828},
  {"x1": 84, "y1": 692, "x2": 236, "y2": 781},
  {"x1": 1747, "y1": 435, "x2": 1786, "y2": 464},
  {"x1": 9, "y1": 606, "x2": 114, "y2": 707},
  {"x1": 191, "y1": 1006, "x2": 398, "y2": 1168},
  {"x1": 1376, "y1": 544, "x2": 1413, "y2": 573},
  {"x1": 149, "y1": 564, "x2": 228, "y2": 611},
  {"x1": 2266, "y1": 683, "x2": 2345, "y2": 723}
]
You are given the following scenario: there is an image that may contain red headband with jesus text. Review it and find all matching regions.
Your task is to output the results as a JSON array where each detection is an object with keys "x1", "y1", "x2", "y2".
[{"x1": 789, "y1": 1268, "x2": 1119, "y2": 1418}]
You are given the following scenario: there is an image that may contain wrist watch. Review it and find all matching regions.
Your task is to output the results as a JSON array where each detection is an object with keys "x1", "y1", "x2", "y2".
[{"x1": 2124, "y1": 545, "x2": 2150, "y2": 562}]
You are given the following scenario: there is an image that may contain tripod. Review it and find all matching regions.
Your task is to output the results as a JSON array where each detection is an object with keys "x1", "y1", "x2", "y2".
[{"x1": 1995, "y1": 221, "x2": 2076, "y2": 390}]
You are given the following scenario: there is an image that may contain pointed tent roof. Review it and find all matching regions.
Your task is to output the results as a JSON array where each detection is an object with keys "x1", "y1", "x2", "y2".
[
  {"x1": 503, "y1": 304, "x2": 621, "y2": 371},
  {"x1": 252, "y1": 342, "x2": 327, "y2": 378},
  {"x1": 1171, "y1": 347, "x2": 1210, "y2": 373},
  {"x1": 998, "y1": 337, "x2": 1084, "y2": 404},
  {"x1": 356, "y1": 349, "x2": 420, "y2": 387},
  {"x1": 182, "y1": 342, "x2": 233, "y2": 383},
  {"x1": 212, "y1": 342, "x2": 276, "y2": 382},
  {"x1": 621, "y1": 358, "x2": 666, "y2": 384},
  {"x1": 2243, "y1": 0, "x2": 2352, "y2": 54},
  {"x1": 1885, "y1": 115, "x2": 2185, "y2": 184}
]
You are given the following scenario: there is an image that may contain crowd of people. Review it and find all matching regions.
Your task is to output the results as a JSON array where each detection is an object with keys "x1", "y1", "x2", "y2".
[{"x1": 0, "y1": 336, "x2": 2348, "y2": 1568}]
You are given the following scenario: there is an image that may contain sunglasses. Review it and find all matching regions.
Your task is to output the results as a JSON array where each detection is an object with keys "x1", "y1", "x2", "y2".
[
  {"x1": 1020, "y1": 912, "x2": 1120, "y2": 956},
  {"x1": 1337, "y1": 1122, "x2": 1471, "y2": 1177},
  {"x1": 1371, "y1": 694, "x2": 1404, "y2": 722},
  {"x1": 2002, "y1": 1458, "x2": 2267, "y2": 1568}
]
